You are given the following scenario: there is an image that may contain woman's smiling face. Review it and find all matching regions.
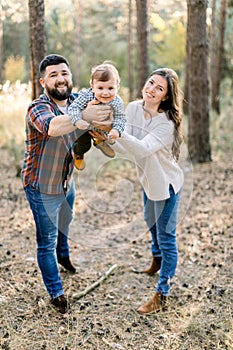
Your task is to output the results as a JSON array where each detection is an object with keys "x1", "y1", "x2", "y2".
[{"x1": 142, "y1": 74, "x2": 168, "y2": 109}]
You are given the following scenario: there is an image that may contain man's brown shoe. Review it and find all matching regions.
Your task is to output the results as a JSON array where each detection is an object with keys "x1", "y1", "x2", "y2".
[
  {"x1": 51, "y1": 295, "x2": 69, "y2": 314},
  {"x1": 74, "y1": 154, "x2": 85, "y2": 170},
  {"x1": 94, "y1": 140, "x2": 115, "y2": 158},
  {"x1": 137, "y1": 292, "x2": 168, "y2": 314},
  {"x1": 144, "y1": 257, "x2": 162, "y2": 276}
]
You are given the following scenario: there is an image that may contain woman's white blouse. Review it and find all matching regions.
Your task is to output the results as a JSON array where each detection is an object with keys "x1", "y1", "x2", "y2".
[{"x1": 112, "y1": 100, "x2": 184, "y2": 201}]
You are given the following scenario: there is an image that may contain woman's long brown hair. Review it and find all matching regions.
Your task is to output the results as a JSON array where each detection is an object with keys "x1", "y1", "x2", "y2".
[{"x1": 149, "y1": 68, "x2": 183, "y2": 161}]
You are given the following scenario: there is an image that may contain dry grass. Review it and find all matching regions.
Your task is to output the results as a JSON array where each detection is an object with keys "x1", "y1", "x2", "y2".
[
  {"x1": 0, "y1": 147, "x2": 232, "y2": 350},
  {"x1": 0, "y1": 83, "x2": 30, "y2": 147},
  {"x1": 0, "y1": 86, "x2": 233, "y2": 349}
]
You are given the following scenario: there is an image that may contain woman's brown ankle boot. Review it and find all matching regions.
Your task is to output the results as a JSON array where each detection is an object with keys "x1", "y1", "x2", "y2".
[
  {"x1": 137, "y1": 292, "x2": 168, "y2": 314},
  {"x1": 144, "y1": 256, "x2": 162, "y2": 276}
]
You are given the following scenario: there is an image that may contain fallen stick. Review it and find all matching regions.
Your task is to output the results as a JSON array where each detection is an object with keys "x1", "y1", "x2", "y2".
[{"x1": 73, "y1": 264, "x2": 117, "y2": 300}]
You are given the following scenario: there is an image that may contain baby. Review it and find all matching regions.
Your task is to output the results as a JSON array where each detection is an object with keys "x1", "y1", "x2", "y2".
[{"x1": 68, "y1": 62, "x2": 126, "y2": 170}]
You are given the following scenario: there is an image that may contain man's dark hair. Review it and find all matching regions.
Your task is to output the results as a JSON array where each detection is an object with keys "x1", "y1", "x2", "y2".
[{"x1": 39, "y1": 54, "x2": 70, "y2": 76}]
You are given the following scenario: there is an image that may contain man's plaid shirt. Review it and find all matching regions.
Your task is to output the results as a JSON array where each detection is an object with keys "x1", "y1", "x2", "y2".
[
  {"x1": 68, "y1": 88, "x2": 126, "y2": 135},
  {"x1": 21, "y1": 93, "x2": 80, "y2": 194}
]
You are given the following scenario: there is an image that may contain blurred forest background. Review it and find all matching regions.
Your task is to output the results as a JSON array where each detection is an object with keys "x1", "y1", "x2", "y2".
[
  {"x1": 0, "y1": 0, "x2": 189, "y2": 91},
  {"x1": 0, "y1": 0, "x2": 233, "y2": 166}
]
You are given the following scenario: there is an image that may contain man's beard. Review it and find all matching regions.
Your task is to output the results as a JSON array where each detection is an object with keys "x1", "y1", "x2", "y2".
[{"x1": 46, "y1": 83, "x2": 73, "y2": 101}]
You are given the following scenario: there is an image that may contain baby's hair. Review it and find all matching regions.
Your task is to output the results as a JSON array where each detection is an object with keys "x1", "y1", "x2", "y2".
[{"x1": 91, "y1": 62, "x2": 120, "y2": 85}]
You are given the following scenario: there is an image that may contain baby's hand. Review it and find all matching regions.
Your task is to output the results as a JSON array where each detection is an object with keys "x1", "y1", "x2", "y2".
[
  {"x1": 75, "y1": 119, "x2": 90, "y2": 130},
  {"x1": 108, "y1": 128, "x2": 120, "y2": 140}
]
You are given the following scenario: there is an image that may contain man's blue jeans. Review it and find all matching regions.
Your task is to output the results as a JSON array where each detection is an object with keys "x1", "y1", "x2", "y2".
[
  {"x1": 143, "y1": 185, "x2": 181, "y2": 296},
  {"x1": 24, "y1": 181, "x2": 75, "y2": 299}
]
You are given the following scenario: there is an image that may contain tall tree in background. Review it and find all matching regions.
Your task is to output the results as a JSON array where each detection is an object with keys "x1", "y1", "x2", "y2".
[
  {"x1": 183, "y1": 18, "x2": 190, "y2": 116},
  {"x1": 210, "y1": 0, "x2": 217, "y2": 111},
  {"x1": 211, "y1": 0, "x2": 228, "y2": 114},
  {"x1": 0, "y1": 2, "x2": 3, "y2": 85},
  {"x1": 187, "y1": 0, "x2": 211, "y2": 163},
  {"x1": 28, "y1": 0, "x2": 46, "y2": 99},
  {"x1": 128, "y1": 0, "x2": 134, "y2": 101},
  {"x1": 72, "y1": 0, "x2": 83, "y2": 89},
  {"x1": 135, "y1": 0, "x2": 149, "y2": 98}
]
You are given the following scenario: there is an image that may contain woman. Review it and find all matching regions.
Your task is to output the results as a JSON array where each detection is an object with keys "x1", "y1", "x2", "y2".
[{"x1": 113, "y1": 68, "x2": 184, "y2": 314}]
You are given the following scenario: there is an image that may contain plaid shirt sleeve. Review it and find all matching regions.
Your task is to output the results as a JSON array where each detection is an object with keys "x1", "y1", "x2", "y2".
[
  {"x1": 68, "y1": 88, "x2": 94, "y2": 126},
  {"x1": 109, "y1": 95, "x2": 126, "y2": 135},
  {"x1": 22, "y1": 94, "x2": 79, "y2": 194},
  {"x1": 28, "y1": 100, "x2": 55, "y2": 135}
]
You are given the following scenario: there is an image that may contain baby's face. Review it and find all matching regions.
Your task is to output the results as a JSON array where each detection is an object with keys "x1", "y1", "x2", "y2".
[{"x1": 91, "y1": 78, "x2": 119, "y2": 104}]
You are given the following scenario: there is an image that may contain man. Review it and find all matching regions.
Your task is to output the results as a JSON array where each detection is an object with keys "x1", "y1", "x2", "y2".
[{"x1": 21, "y1": 54, "x2": 112, "y2": 314}]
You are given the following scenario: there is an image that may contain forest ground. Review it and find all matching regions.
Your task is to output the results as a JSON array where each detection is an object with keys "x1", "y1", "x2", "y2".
[{"x1": 0, "y1": 143, "x2": 232, "y2": 350}]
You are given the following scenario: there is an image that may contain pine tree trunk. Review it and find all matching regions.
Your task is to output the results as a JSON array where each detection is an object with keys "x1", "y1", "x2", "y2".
[
  {"x1": 0, "y1": 3, "x2": 3, "y2": 85},
  {"x1": 0, "y1": 12, "x2": 3, "y2": 85},
  {"x1": 135, "y1": 0, "x2": 149, "y2": 98},
  {"x1": 211, "y1": 0, "x2": 228, "y2": 114},
  {"x1": 28, "y1": 0, "x2": 46, "y2": 100},
  {"x1": 127, "y1": 0, "x2": 134, "y2": 101},
  {"x1": 210, "y1": 0, "x2": 217, "y2": 110},
  {"x1": 183, "y1": 21, "x2": 191, "y2": 116},
  {"x1": 73, "y1": 0, "x2": 83, "y2": 89},
  {"x1": 187, "y1": 0, "x2": 211, "y2": 163}
]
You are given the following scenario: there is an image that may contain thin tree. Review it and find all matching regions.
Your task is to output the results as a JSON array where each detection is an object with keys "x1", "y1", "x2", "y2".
[
  {"x1": 210, "y1": 0, "x2": 217, "y2": 106},
  {"x1": 72, "y1": 0, "x2": 83, "y2": 89},
  {"x1": 135, "y1": 0, "x2": 149, "y2": 98},
  {"x1": 183, "y1": 17, "x2": 191, "y2": 116},
  {"x1": 187, "y1": 0, "x2": 211, "y2": 163},
  {"x1": 28, "y1": 0, "x2": 46, "y2": 100},
  {"x1": 211, "y1": 0, "x2": 228, "y2": 114},
  {"x1": 128, "y1": 0, "x2": 134, "y2": 101},
  {"x1": 0, "y1": 2, "x2": 3, "y2": 85}
]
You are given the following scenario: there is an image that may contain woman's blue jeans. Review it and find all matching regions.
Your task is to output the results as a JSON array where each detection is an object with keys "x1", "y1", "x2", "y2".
[
  {"x1": 143, "y1": 185, "x2": 181, "y2": 296},
  {"x1": 24, "y1": 181, "x2": 75, "y2": 299}
]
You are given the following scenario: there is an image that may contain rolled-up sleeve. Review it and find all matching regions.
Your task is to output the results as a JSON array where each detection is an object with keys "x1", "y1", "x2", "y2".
[
  {"x1": 110, "y1": 96, "x2": 126, "y2": 135},
  {"x1": 28, "y1": 102, "x2": 54, "y2": 135},
  {"x1": 68, "y1": 89, "x2": 94, "y2": 126}
]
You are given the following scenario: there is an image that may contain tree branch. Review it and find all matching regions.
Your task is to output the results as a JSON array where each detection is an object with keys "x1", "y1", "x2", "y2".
[{"x1": 73, "y1": 264, "x2": 117, "y2": 300}]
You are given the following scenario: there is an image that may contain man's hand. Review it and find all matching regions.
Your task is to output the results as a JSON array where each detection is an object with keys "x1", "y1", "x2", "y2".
[
  {"x1": 91, "y1": 120, "x2": 113, "y2": 132},
  {"x1": 75, "y1": 119, "x2": 90, "y2": 130},
  {"x1": 82, "y1": 99, "x2": 113, "y2": 125}
]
